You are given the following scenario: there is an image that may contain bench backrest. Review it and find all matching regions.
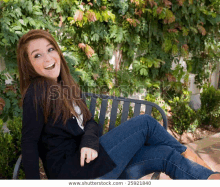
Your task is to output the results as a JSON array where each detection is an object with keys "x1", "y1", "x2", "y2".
[{"x1": 82, "y1": 92, "x2": 167, "y2": 137}]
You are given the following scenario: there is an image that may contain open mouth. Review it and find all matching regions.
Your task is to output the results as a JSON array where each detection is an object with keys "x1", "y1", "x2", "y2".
[{"x1": 45, "y1": 63, "x2": 55, "y2": 70}]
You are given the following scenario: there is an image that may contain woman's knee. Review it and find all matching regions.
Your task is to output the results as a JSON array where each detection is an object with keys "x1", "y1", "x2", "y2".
[
  {"x1": 136, "y1": 114, "x2": 154, "y2": 124},
  {"x1": 136, "y1": 114, "x2": 159, "y2": 129}
]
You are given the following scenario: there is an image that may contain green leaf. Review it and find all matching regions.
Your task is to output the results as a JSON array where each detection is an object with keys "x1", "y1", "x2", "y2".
[
  {"x1": 33, "y1": 11, "x2": 43, "y2": 15},
  {"x1": 14, "y1": 7, "x2": 22, "y2": 17},
  {"x1": 190, "y1": 27, "x2": 198, "y2": 34},
  {"x1": 27, "y1": 1, "x2": 33, "y2": 12},
  {"x1": 109, "y1": 25, "x2": 118, "y2": 38},
  {"x1": 91, "y1": 33, "x2": 99, "y2": 42},
  {"x1": 6, "y1": 91, "x2": 14, "y2": 97},
  {"x1": 19, "y1": 19, "x2": 26, "y2": 26},
  {"x1": 15, "y1": 31, "x2": 23, "y2": 36},
  {"x1": 115, "y1": 27, "x2": 124, "y2": 42},
  {"x1": 147, "y1": 60, "x2": 153, "y2": 68},
  {"x1": 5, "y1": 99, "x2": 10, "y2": 109},
  {"x1": 13, "y1": 26, "x2": 21, "y2": 30},
  {"x1": 27, "y1": 17, "x2": 35, "y2": 26},
  {"x1": 2, "y1": 39, "x2": 8, "y2": 44},
  {"x1": 140, "y1": 68, "x2": 148, "y2": 76}
]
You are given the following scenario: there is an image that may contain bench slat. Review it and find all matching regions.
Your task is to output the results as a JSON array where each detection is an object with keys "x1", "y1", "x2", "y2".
[
  {"x1": 99, "y1": 99, "x2": 108, "y2": 136},
  {"x1": 121, "y1": 101, "x2": 130, "y2": 124},
  {"x1": 133, "y1": 103, "x2": 141, "y2": 117},
  {"x1": 90, "y1": 97, "x2": 97, "y2": 117},
  {"x1": 109, "y1": 99, "x2": 119, "y2": 131},
  {"x1": 145, "y1": 105, "x2": 152, "y2": 115}
]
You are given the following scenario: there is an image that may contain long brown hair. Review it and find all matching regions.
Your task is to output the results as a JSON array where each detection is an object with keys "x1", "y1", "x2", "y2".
[{"x1": 17, "y1": 29, "x2": 92, "y2": 126}]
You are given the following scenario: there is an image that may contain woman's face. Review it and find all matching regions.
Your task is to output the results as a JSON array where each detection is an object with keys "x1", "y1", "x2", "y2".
[{"x1": 27, "y1": 38, "x2": 61, "y2": 82}]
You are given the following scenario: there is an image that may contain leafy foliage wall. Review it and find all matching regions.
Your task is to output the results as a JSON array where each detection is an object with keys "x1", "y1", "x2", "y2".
[
  {"x1": 0, "y1": 0, "x2": 219, "y2": 96},
  {"x1": 1, "y1": 1, "x2": 220, "y2": 178}
]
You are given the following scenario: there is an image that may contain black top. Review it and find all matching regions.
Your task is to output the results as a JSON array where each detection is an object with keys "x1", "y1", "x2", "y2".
[{"x1": 21, "y1": 81, "x2": 116, "y2": 179}]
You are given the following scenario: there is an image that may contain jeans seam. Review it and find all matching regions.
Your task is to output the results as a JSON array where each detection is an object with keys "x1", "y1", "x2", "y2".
[
  {"x1": 124, "y1": 158, "x2": 199, "y2": 179},
  {"x1": 149, "y1": 125, "x2": 187, "y2": 154}
]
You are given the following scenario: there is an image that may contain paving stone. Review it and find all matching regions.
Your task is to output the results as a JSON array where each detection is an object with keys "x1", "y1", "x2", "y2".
[{"x1": 187, "y1": 133, "x2": 220, "y2": 173}]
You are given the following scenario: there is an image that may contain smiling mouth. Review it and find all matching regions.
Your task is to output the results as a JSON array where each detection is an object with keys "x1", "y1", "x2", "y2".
[{"x1": 45, "y1": 63, "x2": 55, "y2": 70}]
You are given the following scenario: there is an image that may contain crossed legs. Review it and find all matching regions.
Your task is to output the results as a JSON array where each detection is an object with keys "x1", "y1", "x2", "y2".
[{"x1": 98, "y1": 114, "x2": 219, "y2": 179}]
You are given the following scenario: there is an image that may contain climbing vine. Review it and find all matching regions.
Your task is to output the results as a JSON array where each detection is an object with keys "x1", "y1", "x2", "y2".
[{"x1": 0, "y1": 0, "x2": 219, "y2": 95}]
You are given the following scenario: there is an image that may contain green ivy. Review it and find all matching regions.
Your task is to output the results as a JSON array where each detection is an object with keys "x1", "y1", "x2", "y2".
[
  {"x1": 0, "y1": 70, "x2": 22, "y2": 123},
  {"x1": 0, "y1": 0, "x2": 220, "y2": 134},
  {"x1": 0, "y1": 117, "x2": 25, "y2": 179}
]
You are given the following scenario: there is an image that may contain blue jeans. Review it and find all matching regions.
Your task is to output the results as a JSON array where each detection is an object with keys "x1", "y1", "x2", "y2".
[{"x1": 97, "y1": 114, "x2": 218, "y2": 179}]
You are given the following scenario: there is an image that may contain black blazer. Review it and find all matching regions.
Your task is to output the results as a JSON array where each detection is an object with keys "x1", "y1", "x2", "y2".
[{"x1": 21, "y1": 81, "x2": 116, "y2": 179}]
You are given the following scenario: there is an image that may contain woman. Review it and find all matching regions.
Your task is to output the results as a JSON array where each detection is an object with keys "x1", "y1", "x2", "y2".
[{"x1": 17, "y1": 29, "x2": 220, "y2": 179}]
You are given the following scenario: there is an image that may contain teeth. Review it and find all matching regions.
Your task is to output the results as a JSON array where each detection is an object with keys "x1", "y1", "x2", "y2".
[{"x1": 45, "y1": 63, "x2": 55, "y2": 69}]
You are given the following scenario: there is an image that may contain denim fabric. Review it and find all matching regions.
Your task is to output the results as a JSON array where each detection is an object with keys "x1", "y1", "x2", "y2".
[{"x1": 97, "y1": 114, "x2": 218, "y2": 179}]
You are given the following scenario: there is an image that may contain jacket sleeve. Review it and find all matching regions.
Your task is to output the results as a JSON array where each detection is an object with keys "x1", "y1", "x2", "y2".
[
  {"x1": 21, "y1": 84, "x2": 45, "y2": 179},
  {"x1": 79, "y1": 116, "x2": 100, "y2": 153}
]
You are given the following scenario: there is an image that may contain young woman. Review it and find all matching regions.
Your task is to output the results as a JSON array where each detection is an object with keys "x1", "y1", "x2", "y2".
[{"x1": 17, "y1": 29, "x2": 220, "y2": 179}]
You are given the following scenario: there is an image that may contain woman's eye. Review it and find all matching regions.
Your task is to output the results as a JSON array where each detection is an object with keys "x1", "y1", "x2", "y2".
[
  {"x1": 34, "y1": 54, "x2": 41, "y2": 58},
  {"x1": 48, "y1": 48, "x2": 55, "y2": 52}
]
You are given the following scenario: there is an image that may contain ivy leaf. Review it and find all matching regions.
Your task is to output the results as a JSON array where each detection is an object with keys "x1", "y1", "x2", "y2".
[
  {"x1": 2, "y1": 38, "x2": 8, "y2": 44},
  {"x1": 190, "y1": 27, "x2": 198, "y2": 34},
  {"x1": 9, "y1": 12, "x2": 17, "y2": 19},
  {"x1": 19, "y1": 19, "x2": 26, "y2": 26},
  {"x1": 63, "y1": 52, "x2": 78, "y2": 66},
  {"x1": 23, "y1": 17, "x2": 29, "y2": 25},
  {"x1": 91, "y1": 33, "x2": 99, "y2": 42},
  {"x1": 145, "y1": 9, "x2": 152, "y2": 13},
  {"x1": 27, "y1": 17, "x2": 35, "y2": 26},
  {"x1": 13, "y1": 26, "x2": 21, "y2": 30},
  {"x1": 5, "y1": 98, "x2": 10, "y2": 109},
  {"x1": 147, "y1": 60, "x2": 153, "y2": 68},
  {"x1": 52, "y1": 0, "x2": 58, "y2": 9},
  {"x1": 3, "y1": 17, "x2": 11, "y2": 25},
  {"x1": 109, "y1": 25, "x2": 118, "y2": 38},
  {"x1": 6, "y1": 91, "x2": 14, "y2": 97},
  {"x1": 140, "y1": 68, "x2": 148, "y2": 76},
  {"x1": 14, "y1": 7, "x2": 22, "y2": 17},
  {"x1": 27, "y1": 1, "x2": 33, "y2": 13},
  {"x1": 115, "y1": 27, "x2": 123, "y2": 43},
  {"x1": 9, "y1": 36, "x2": 16, "y2": 44},
  {"x1": 33, "y1": 11, "x2": 43, "y2": 16}
]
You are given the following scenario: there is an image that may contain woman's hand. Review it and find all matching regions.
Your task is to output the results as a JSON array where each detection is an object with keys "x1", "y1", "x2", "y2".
[{"x1": 80, "y1": 147, "x2": 98, "y2": 167}]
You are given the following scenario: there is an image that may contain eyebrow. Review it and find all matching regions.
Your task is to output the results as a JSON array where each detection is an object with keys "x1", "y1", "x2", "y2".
[{"x1": 31, "y1": 43, "x2": 53, "y2": 55}]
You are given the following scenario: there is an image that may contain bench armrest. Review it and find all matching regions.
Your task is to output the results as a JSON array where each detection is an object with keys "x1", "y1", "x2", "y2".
[{"x1": 13, "y1": 155, "x2": 22, "y2": 179}]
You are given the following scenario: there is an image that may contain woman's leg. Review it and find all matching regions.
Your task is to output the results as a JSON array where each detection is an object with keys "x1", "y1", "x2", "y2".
[
  {"x1": 98, "y1": 114, "x2": 186, "y2": 179},
  {"x1": 118, "y1": 145, "x2": 217, "y2": 179},
  {"x1": 97, "y1": 114, "x2": 217, "y2": 179}
]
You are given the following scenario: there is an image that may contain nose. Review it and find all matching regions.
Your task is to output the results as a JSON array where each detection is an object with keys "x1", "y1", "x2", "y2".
[{"x1": 44, "y1": 53, "x2": 53, "y2": 62}]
